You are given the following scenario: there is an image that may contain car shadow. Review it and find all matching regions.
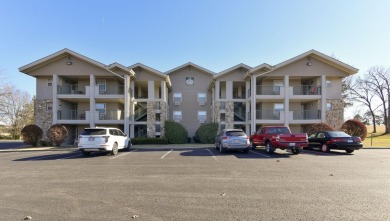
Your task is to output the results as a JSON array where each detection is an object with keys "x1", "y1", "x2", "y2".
[{"x1": 302, "y1": 148, "x2": 355, "y2": 156}]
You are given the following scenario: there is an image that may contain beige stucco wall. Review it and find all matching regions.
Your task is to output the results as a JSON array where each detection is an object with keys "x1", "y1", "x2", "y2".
[
  {"x1": 36, "y1": 77, "x2": 53, "y2": 99},
  {"x1": 325, "y1": 77, "x2": 343, "y2": 99},
  {"x1": 168, "y1": 66, "x2": 213, "y2": 138}
]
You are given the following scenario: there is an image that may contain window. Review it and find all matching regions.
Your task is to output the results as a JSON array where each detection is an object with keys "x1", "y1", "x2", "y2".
[
  {"x1": 173, "y1": 93, "x2": 182, "y2": 104},
  {"x1": 273, "y1": 80, "x2": 283, "y2": 95},
  {"x1": 326, "y1": 80, "x2": 332, "y2": 88},
  {"x1": 198, "y1": 111, "x2": 207, "y2": 123},
  {"x1": 326, "y1": 103, "x2": 332, "y2": 111},
  {"x1": 96, "y1": 80, "x2": 106, "y2": 94},
  {"x1": 46, "y1": 102, "x2": 53, "y2": 111},
  {"x1": 96, "y1": 103, "x2": 106, "y2": 119},
  {"x1": 156, "y1": 113, "x2": 161, "y2": 121},
  {"x1": 274, "y1": 103, "x2": 284, "y2": 111},
  {"x1": 47, "y1": 79, "x2": 52, "y2": 87},
  {"x1": 173, "y1": 111, "x2": 182, "y2": 122},
  {"x1": 198, "y1": 93, "x2": 206, "y2": 105}
]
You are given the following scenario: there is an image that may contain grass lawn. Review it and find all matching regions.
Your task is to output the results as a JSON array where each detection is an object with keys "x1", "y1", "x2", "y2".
[{"x1": 363, "y1": 125, "x2": 390, "y2": 147}]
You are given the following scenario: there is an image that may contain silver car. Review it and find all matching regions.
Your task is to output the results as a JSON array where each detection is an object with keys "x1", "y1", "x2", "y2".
[{"x1": 215, "y1": 129, "x2": 250, "y2": 153}]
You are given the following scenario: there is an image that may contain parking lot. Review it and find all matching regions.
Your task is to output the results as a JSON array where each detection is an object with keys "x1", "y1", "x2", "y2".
[{"x1": 0, "y1": 143, "x2": 389, "y2": 221}]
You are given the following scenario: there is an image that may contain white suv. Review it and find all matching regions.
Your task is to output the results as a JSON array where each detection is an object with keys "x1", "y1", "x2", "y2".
[{"x1": 78, "y1": 127, "x2": 131, "y2": 156}]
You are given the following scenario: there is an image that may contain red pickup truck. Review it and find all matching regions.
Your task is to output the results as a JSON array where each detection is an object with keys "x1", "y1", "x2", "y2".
[{"x1": 250, "y1": 126, "x2": 308, "y2": 154}]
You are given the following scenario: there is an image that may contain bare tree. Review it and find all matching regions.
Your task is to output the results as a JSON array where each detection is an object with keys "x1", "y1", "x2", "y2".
[
  {"x1": 366, "y1": 67, "x2": 389, "y2": 134},
  {"x1": 346, "y1": 75, "x2": 379, "y2": 133},
  {"x1": 0, "y1": 85, "x2": 34, "y2": 139}
]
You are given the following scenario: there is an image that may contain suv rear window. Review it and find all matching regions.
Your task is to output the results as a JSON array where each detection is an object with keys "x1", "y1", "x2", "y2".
[
  {"x1": 82, "y1": 129, "x2": 106, "y2": 135},
  {"x1": 226, "y1": 131, "x2": 246, "y2": 136}
]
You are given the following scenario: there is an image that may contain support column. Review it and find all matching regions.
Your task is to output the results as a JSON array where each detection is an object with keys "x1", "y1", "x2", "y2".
[
  {"x1": 148, "y1": 81, "x2": 155, "y2": 99},
  {"x1": 215, "y1": 81, "x2": 220, "y2": 100},
  {"x1": 124, "y1": 75, "x2": 130, "y2": 136},
  {"x1": 52, "y1": 74, "x2": 58, "y2": 124},
  {"x1": 130, "y1": 80, "x2": 135, "y2": 138},
  {"x1": 284, "y1": 75, "x2": 289, "y2": 126},
  {"x1": 89, "y1": 74, "x2": 95, "y2": 128},
  {"x1": 321, "y1": 75, "x2": 326, "y2": 122},
  {"x1": 251, "y1": 75, "x2": 256, "y2": 134},
  {"x1": 226, "y1": 81, "x2": 233, "y2": 100}
]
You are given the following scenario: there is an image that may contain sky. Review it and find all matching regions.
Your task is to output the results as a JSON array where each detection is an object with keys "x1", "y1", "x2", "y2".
[{"x1": 1, "y1": 0, "x2": 390, "y2": 118}]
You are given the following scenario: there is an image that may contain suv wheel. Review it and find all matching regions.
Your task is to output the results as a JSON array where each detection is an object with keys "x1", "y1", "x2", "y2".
[
  {"x1": 111, "y1": 143, "x2": 119, "y2": 155},
  {"x1": 345, "y1": 149, "x2": 354, "y2": 154},
  {"x1": 219, "y1": 143, "x2": 225, "y2": 153}
]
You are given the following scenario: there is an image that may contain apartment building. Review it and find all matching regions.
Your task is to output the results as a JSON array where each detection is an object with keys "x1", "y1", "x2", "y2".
[{"x1": 19, "y1": 49, "x2": 358, "y2": 144}]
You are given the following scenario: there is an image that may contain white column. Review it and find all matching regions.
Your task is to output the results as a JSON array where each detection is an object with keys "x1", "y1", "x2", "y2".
[
  {"x1": 321, "y1": 75, "x2": 326, "y2": 122},
  {"x1": 226, "y1": 81, "x2": 233, "y2": 100},
  {"x1": 215, "y1": 81, "x2": 220, "y2": 100},
  {"x1": 161, "y1": 81, "x2": 166, "y2": 101},
  {"x1": 148, "y1": 81, "x2": 155, "y2": 99},
  {"x1": 251, "y1": 75, "x2": 256, "y2": 134},
  {"x1": 130, "y1": 80, "x2": 135, "y2": 138},
  {"x1": 124, "y1": 75, "x2": 130, "y2": 136},
  {"x1": 89, "y1": 74, "x2": 95, "y2": 127},
  {"x1": 284, "y1": 75, "x2": 289, "y2": 126},
  {"x1": 52, "y1": 74, "x2": 58, "y2": 124}
]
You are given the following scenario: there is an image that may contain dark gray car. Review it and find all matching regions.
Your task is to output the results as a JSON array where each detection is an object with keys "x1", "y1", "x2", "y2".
[{"x1": 215, "y1": 129, "x2": 250, "y2": 153}]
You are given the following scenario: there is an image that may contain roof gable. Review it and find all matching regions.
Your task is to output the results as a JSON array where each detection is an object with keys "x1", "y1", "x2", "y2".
[
  {"x1": 129, "y1": 63, "x2": 171, "y2": 87},
  {"x1": 165, "y1": 62, "x2": 215, "y2": 76},
  {"x1": 215, "y1": 63, "x2": 252, "y2": 79}
]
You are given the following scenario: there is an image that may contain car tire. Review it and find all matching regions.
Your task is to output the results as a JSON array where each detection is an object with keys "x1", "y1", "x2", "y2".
[
  {"x1": 219, "y1": 143, "x2": 225, "y2": 153},
  {"x1": 346, "y1": 149, "x2": 354, "y2": 154},
  {"x1": 292, "y1": 148, "x2": 301, "y2": 155},
  {"x1": 251, "y1": 142, "x2": 257, "y2": 150},
  {"x1": 321, "y1": 144, "x2": 330, "y2": 153},
  {"x1": 81, "y1": 151, "x2": 90, "y2": 157},
  {"x1": 111, "y1": 143, "x2": 119, "y2": 155},
  {"x1": 244, "y1": 148, "x2": 250, "y2": 154},
  {"x1": 124, "y1": 141, "x2": 131, "y2": 151},
  {"x1": 265, "y1": 142, "x2": 275, "y2": 154},
  {"x1": 215, "y1": 142, "x2": 219, "y2": 150}
]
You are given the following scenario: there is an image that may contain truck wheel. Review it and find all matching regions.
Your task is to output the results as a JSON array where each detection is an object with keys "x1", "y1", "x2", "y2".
[
  {"x1": 292, "y1": 148, "x2": 301, "y2": 155},
  {"x1": 345, "y1": 149, "x2": 354, "y2": 154},
  {"x1": 219, "y1": 143, "x2": 225, "y2": 153},
  {"x1": 111, "y1": 143, "x2": 119, "y2": 155},
  {"x1": 265, "y1": 142, "x2": 275, "y2": 154},
  {"x1": 321, "y1": 144, "x2": 330, "y2": 153}
]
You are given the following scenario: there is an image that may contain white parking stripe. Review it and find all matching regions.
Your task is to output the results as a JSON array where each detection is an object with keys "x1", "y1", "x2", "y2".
[
  {"x1": 206, "y1": 149, "x2": 217, "y2": 161},
  {"x1": 110, "y1": 149, "x2": 137, "y2": 160},
  {"x1": 249, "y1": 150, "x2": 271, "y2": 158},
  {"x1": 161, "y1": 149, "x2": 173, "y2": 159}
]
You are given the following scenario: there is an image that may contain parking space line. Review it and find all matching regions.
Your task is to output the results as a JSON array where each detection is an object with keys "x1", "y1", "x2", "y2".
[
  {"x1": 249, "y1": 150, "x2": 271, "y2": 158},
  {"x1": 110, "y1": 149, "x2": 137, "y2": 160},
  {"x1": 161, "y1": 149, "x2": 173, "y2": 159},
  {"x1": 206, "y1": 149, "x2": 217, "y2": 161}
]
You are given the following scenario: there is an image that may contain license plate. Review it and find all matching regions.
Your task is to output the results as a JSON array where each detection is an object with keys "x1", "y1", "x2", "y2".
[
  {"x1": 234, "y1": 139, "x2": 241, "y2": 143},
  {"x1": 348, "y1": 140, "x2": 353, "y2": 143},
  {"x1": 289, "y1": 143, "x2": 295, "y2": 146},
  {"x1": 88, "y1": 137, "x2": 95, "y2": 141}
]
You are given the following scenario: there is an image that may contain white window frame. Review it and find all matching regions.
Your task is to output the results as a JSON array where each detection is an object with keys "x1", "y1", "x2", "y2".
[
  {"x1": 173, "y1": 111, "x2": 182, "y2": 122},
  {"x1": 198, "y1": 93, "x2": 206, "y2": 105},
  {"x1": 274, "y1": 103, "x2": 284, "y2": 111},
  {"x1": 96, "y1": 103, "x2": 106, "y2": 119},
  {"x1": 273, "y1": 80, "x2": 283, "y2": 94},
  {"x1": 173, "y1": 93, "x2": 182, "y2": 105},
  {"x1": 326, "y1": 80, "x2": 332, "y2": 88},
  {"x1": 198, "y1": 111, "x2": 207, "y2": 123},
  {"x1": 48, "y1": 79, "x2": 53, "y2": 87},
  {"x1": 46, "y1": 102, "x2": 53, "y2": 111},
  {"x1": 96, "y1": 80, "x2": 107, "y2": 94},
  {"x1": 326, "y1": 103, "x2": 332, "y2": 111}
]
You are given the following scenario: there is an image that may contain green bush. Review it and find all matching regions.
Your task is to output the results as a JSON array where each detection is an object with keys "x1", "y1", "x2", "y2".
[
  {"x1": 340, "y1": 119, "x2": 367, "y2": 141},
  {"x1": 132, "y1": 137, "x2": 169, "y2": 144},
  {"x1": 164, "y1": 121, "x2": 188, "y2": 144},
  {"x1": 48, "y1": 124, "x2": 68, "y2": 146},
  {"x1": 194, "y1": 123, "x2": 219, "y2": 144},
  {"x1": 21, "y1": 125, "x2": 43, "y2": 146},
  {"x1": 307, "y1": 123, "x2": 335, "y2": 136}
]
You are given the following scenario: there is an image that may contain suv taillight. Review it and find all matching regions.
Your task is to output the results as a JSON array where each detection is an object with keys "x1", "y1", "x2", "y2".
[
  {"x1": 222, "y1": 136, "x2": 228, "y2": 140},
  {"x1": 102, "y1": 136, "x2": 110, "y2": 143}
]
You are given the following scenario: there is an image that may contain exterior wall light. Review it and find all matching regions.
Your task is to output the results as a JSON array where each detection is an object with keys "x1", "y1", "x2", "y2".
[{"x1": 66, "y1": 56, "x2": 72, "y2": 65}]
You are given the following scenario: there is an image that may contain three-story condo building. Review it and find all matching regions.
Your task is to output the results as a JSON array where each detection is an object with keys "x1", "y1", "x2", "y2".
[{"x1": 19, "y1": 49, "x2": 358, "y2": 144}]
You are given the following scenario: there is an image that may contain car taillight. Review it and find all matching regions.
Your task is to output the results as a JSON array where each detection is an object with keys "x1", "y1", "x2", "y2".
[
  {"x1": 246, "y1": 136, "x2": 249, "y2": 140},
  {"x1": 103, "y1": 136, "x2": 110, "y2": 143},
  {"x1": 354, "y1": 137, "x2": 362, "y2": 143},
  {"x1": 326, "y1": 138, "x2": 341, "y2": 144}
]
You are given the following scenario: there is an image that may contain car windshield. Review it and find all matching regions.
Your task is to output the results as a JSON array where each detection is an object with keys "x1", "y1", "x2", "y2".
[
  {"x1": 82, "y1": 129, "x2": 106, "y2": 135},
  {"x1": 327, "y1": 131, "x2": 351, "y2": 137},
  {"x1": 226, "y1": 131, "x2": 246, "y2": 136}
]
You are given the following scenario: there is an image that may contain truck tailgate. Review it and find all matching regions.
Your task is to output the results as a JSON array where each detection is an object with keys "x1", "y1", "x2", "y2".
[{"x1": 279, "y1": 134, "x2": 307, "y2": 142}]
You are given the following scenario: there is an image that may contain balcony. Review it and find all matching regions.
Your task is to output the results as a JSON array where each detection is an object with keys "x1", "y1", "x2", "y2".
[
  {"x1": 256, "y1": 86, "x2": 284, "y2": 99},
  {"x1": 255, "y1": 110, "x2": 284, "y2": 124},
  {"x1": 95, "y1": 110, "x2": 124, "y2": 124},
  {"x1": 289, "y1": 109, "x2": 321, "y2": 124},
  {"x1": 95, "y1": 85, "x2": 125, "y2": 98},
  {"x1": 290, "y1": 85, "x2": 321, "y2": 100},
  {"x1": 57, "y1": 110, "x2": 89, "y2": 124},
  {"x1": 57, "y1": 85, "x2": 90, "y2": 98}
]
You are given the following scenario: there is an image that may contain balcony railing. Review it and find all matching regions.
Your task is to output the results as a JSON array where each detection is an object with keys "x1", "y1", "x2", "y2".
[
  {"x1": 58, "y1": 85, "x2": 87, "y2": 95},
  {"x1": 256, "y1": 110, "x2": 281, "y2": 120},
  {"x1": 98, "y1": 110, "x2": 124, "y2": 120},
  {"x1": 293, "y1": 85, "x2": 321, "y2": 95},
  {"x1": 292, "y1": 110, "x2": 321, "y2": 120},
  {"x1": 97, "y1": 85, "x2": 124, "y2": 95},
  {"x1": 58, "y1": 110, "x2": 87, "y2": 120},
  {"x1": 256, "y1": 86, "x2": 282, "y2": 95}
]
